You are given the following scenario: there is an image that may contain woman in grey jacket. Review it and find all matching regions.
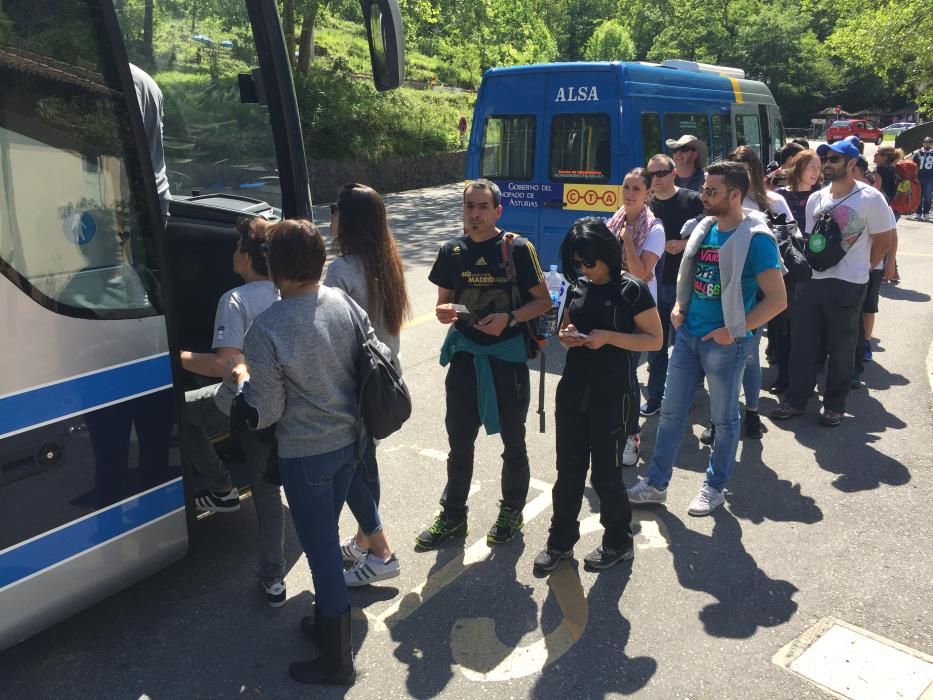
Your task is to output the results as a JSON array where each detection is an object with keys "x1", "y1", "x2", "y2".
[{"x1": 229, "y1": 219, "x2": 389, "y2": 686}]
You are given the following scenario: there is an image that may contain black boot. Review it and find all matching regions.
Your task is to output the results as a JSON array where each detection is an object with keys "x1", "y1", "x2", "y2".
[
  {"x1": 298, "y1": 604, "x2": 323, "y2": 647},
  {"x1": 745, "y1": 410, "x2": 763, "y2": 439},
  {"x1": 289, "y1": 607, "x2": 356, "y2": 686}
]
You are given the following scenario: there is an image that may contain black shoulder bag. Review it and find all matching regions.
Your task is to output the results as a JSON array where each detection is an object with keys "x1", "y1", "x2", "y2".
[{"x1": 805, "y1": 185, "x2": 864, "y2": 272}]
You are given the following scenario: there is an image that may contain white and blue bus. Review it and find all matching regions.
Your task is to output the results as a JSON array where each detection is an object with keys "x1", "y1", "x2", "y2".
[
  {"x1": 0, "y1": 0, "x2": 403, "y2": 650},
  {"x1": 466, "y1": 60, "x2": 785, "y2": 266}
]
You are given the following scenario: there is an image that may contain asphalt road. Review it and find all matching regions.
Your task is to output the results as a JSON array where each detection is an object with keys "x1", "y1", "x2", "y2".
[{"x1": 2, "y1": 182, "x2": 932, "y2": 700}]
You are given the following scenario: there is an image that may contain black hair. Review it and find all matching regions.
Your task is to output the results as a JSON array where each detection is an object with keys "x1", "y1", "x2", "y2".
[
  {"x1": 559, "y1": 217, "x2": 622, "y2": 284},
  {"x1": 625, "y1": 167, "x2": 652, "y2": 188},
  {"x1": 464, "y1": 178, "x2": 502, "y2": 208},
  {"x1": 777, "y1": 141, "x2": 804, "y2": 165},
  {"x1": 791, "y1": 137, "x2": 810, "y2": 149},
  {"x1": 706, "y1": 160, "x2": 751, "y2": 200}
]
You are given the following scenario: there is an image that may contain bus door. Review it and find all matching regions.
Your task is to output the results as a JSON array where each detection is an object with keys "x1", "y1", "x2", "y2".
[
  {"x1": 539, "y1": 70, "x2": 619, "y2": 267},
  {"x1": 0, "y1": 0, "x2": 186, "y2": 649},
  {"x1": 471, "y1": 73, "x2": 546, "y2": 256},
  {"x1": 732, "y1": 104, "x2": 764, "y2": 161}
]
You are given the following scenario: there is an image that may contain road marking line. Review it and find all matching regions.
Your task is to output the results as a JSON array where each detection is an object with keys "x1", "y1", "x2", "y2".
[
  {"x1": 402, "y1": 311, "x2": 437, "y2": 330},
  {"x1": 773, "y1": 617, "x2": 933, "y2": 700},
  {"x1": 419, "y1": 448, "x2": 448, "y2": 462}
]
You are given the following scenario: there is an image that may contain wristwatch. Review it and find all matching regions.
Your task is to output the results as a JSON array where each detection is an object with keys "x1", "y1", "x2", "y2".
[{"x1": 507, "y1": 311, "x2": 518, "y2": 327}]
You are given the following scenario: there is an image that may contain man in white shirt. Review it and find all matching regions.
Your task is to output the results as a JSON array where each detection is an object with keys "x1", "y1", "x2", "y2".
[{"x1": 771, "y1": 140, "x2": 895, "y2": 427}]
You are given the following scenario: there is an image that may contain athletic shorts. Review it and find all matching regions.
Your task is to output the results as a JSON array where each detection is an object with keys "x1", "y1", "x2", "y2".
[{"x1": 862, "y1": 269, "x2": 883, "y2": 314}]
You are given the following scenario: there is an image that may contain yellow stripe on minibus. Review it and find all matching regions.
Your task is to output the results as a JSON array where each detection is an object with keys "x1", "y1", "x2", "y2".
[{"x1": 727, "y1": 76, "x2": 744, "y2": 104}]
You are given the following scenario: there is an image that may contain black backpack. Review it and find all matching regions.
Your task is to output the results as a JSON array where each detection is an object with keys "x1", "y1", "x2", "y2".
[
  {"x1": 343, "y1": 293, "x2": 412, "y2": 440},
  {"x1": 805, "y1": 186, "x2": 864, "y2": 272}
]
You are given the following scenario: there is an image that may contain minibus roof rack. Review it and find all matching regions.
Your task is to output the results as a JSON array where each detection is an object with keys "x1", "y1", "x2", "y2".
[{"x1": 661, "y1": 59, "x2": 746, "y2": 80}]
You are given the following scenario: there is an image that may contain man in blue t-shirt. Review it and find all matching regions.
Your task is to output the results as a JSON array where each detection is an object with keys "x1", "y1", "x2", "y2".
[{"x1": 627, "y1": 161, "x2": 787, "y2": 516}]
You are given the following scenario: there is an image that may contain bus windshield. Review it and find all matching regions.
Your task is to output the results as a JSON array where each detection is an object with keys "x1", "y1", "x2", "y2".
[{"x1": 114, "y1": 2, "x2": 283, "y2": 208}]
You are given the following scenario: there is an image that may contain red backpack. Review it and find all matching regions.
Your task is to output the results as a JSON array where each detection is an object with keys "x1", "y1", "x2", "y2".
[{"x1": 890, "y1": 160, "x2": 921, "y2": 214}]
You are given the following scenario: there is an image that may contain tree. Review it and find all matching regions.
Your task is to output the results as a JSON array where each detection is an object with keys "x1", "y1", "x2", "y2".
[{"x1": 583, "y1": 19, "x2": 635, "y2": 62}]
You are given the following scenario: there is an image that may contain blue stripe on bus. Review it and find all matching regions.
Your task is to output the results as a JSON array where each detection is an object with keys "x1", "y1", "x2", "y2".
[
  {"x1": 0, "y1": 355, "x2": 173, "y2": 438},
  {"x1": 0, "y1": 479, "x2": 184, "y2": 589}
]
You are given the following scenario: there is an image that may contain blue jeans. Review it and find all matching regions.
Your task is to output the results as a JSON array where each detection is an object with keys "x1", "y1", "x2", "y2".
[
  {"x1": 920, "y1": 178, "x2": 933, "y2": 216},
  {"x1": 742, "y1": 328, "x2": 763, "y2": 412},
  {"x1": 280, "y1": 442, "x2": 359, "y2": 617},
  {"x1": 646, "y1": 328, "x2": 749, "y2": 492},
  {"x1": 346, "y1": 438, "x2": 383, "y2": 536},
  {"x1": 645, "y1": 283, "x2": 677, "y2": 404}
]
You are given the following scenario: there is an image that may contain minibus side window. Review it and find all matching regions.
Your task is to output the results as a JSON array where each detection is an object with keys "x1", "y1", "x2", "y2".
[
  {"x1": 735, "y1": 114, "x2": 763, "y2": 156},
  {"x1": 711, "y1": 114, "x2": 734, "y2": 161},
  {"x1": 773, "y1": 116, "x2": 786, "y2": 153},
  {"x1": 640, "y1": 114, "x2": 662, "y2": 164},
  {"x1": 480, "y1": 116, "x2": 536, "y2": 181},
  {"x1": 0, "y1": 4, "x2": 160, "y2": 320},
  {"x1": 550, "y1": 114, "x2": 611, "y2": 183},
  {"x1": 663, "y1": 113, "x2": 711, "y2": 151}
]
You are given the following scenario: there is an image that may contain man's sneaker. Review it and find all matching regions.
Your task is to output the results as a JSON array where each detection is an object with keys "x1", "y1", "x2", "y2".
[
  {"x1": 699, "y1": 423, "x2": 715, "y2": 446},
  {"x1": 340, "y1": 536, "x2": 368, "y2": 564},
  {"x1": 193, "y1": 487, "x2": 240, "y2": 513},
  {"x1": 620, "y1": 435, "x2": 640, "y2": 466},
  {"x1": 850, "y1": 375, "x2": 865, "y2": 390},
  {"x1": 745, "y1": 411, "x2": 763, "y2": 440},
  {"x1": 627, "y1": 478, "x2": 667, "y2": 506},
  {"x1": 863, "y1": 340, "x2": 873, "y2": 362},
  {"x1": 583, "y1": 544, "x2": 634, "y2": 570},
  {"x1": 533, "y1": 548, "x2": 573, "y2": 572},
  {"x1": 415, "y1": 513, "x2": 467, "y2": 550},
  {"x1": 687, "y1": 484, "x2": 725, "y2": 517},
  {"x1": 820, "y1": 409, "x2": 842, "y2": 427},
  {"x1": 344, "y1": 553, "x2": 401, "y2": 587},
  {"x1": 640, "y1": 399, "x2": 661, "y2": 417},
  {"x1": 261, "y1": 577, "x2": 286, "y2": 608},
  {"x1": 770, "y1": 402, "x2": 805, "y2": 420},
  {"x1": 487, "y1": 503, "x2": 524, "y2": 545}
]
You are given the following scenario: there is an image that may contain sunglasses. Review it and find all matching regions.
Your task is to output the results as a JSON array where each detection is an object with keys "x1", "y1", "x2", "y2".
[
  {"x1": 573, "y1": 258, "x2": 597, "y2": 270},
  {"x1": 648, "y1": 168, "x2": 673, "y2": 179},
  {"x1": 673, "y1": 146, "x2": 696, "y2": 154},
  {"x1": 701, "y1": 186, "x2": 735, "y2": 197},
  {"x1": 820, "y1": 155, "x2": 845, "y2": 164}
]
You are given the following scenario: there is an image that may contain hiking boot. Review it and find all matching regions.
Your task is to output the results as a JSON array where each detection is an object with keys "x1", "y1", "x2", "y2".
[
  {"x1": 340, "y1": 536, "x2": 368, "y2": 564},
  {"x1": 700, "y1": 423, "x2": 715, "y2": 446},
  {"x1": 415, "y1": 512, "x2": 467, "y2": 550},
  {"x1": 687, "y1": 484, "x2": 725, "y2": 517},
  {"x1": 745, "y1": 411, "x2": 763, "y2": 439},
  {"x1": 640, "y1": 399, "x2": 661, "y2": 417},
  {"x1": 620, "y1": 434, "x2": 640, "y2": 466},
  {"x1": 344, "y1": 553, "x2": 401, "y2": 587},
  {"x1": 193, "y1": 487, "x2": 240, "y2": 514},
  {"x1": 583, "y1": 544, "x2": 634, "y2": 570},
  {"x1": 487, "y1": 503, "x2": 524, "y2": 545},
  {"x1": 820, "y1": 409, "x2": 842, "y2": 427},
  {"x1": 770, "y1": 402, "x2": 805, "y2": 420},
  {"x1": 260, "y1": 576, "x2": 286, "y2": 608},
  {"x1": 533, "y1": 548, "x2": 573, "y2": 572},
  {"x1": 627, "y1": 478, "x2": 667, "y2": 506}
]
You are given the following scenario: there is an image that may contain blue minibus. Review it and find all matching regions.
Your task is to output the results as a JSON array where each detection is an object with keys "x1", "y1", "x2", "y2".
[{"x1": 466, "y1": 60, "x2": 785, "y2": 266}]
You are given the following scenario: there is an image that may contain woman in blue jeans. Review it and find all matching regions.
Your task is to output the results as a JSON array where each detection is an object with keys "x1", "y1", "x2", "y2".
[{"x1": 229, "y1": 219, "x2": 391, "y2": 686}]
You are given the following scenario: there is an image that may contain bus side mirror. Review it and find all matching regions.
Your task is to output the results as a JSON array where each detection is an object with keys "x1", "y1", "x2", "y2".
[{"x1": 359, "y1": 0, "x2": 405, "y2": 91}]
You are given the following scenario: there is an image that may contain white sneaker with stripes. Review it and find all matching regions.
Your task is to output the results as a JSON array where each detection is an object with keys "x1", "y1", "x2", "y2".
[
  {"x1": 344, "y1": 553, "x2": 401, "y2": 587},
  {"x1": 340, "y1": 536, "x2": 368, "y2": 564}
]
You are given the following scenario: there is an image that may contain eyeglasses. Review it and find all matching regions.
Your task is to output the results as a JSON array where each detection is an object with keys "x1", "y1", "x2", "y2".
[
  {"x1": 673, "y1": 146, "x2": 696, "y2": 154},
  {"x1": 820, "y1": 155, "x2": 845, "y2": 164},
  {"x1": 648, "y1": 168, "x2": 673, "y2": 179},
  {"x1": 701, "y1": 186, "x2": 735, "y2": 197},
  {"x1": 573, "y1": 258, "x2": 596, "y2": 270}
]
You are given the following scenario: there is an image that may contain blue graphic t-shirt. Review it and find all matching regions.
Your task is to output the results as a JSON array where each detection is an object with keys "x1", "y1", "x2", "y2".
[{"x1": 684, "y1": 224, "x2": 781, "y2": 338}]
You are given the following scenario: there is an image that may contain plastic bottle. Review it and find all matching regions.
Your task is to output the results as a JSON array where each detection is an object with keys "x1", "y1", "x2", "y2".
[{"x1": 540, "y1": 264, "x2": 564, "y2": 338}]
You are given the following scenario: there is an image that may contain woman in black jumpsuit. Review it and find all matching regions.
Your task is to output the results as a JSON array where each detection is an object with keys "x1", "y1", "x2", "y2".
[{"x1": 534, "y1": 218, "x2": 662, "y2": 572}]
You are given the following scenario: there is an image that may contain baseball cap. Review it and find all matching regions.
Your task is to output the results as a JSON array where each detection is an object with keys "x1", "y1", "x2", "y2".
[{"x1": 816, "y1": 140, "x2": 859, "y2": 160}]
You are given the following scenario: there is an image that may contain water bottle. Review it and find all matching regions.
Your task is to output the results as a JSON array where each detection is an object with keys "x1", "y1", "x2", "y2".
[{"x1": 540, "y1": 265, "x2": 564, "y2": 338}]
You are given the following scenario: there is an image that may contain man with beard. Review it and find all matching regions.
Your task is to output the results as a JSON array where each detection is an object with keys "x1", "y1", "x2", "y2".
[
  {"x1": 627, "y1": 162, "x2": 786, "y2": 516},
  {"x1": 772, "y1": 140, "x2": 894, "y2": 427}
]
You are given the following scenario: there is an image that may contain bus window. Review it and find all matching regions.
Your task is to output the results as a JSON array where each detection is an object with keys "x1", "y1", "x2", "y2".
[
  {"x1": 640, "y1": 113, "x2": 662, "y2": 163},
  {"x1": 711, "y1": 113, "x2": 734, "y2": 162},
  {"x1": 735, "y1": 113, "x2": 762, "y2": 155},
  {"x1": 114, "y1": 2, "x2": 284, "y2": 208},
  {"x1": 0, "y1": 8, "x2": 160, "y2": 319},
  {"x1": 663, "y1": 113, "x2": 710, "y2": 148},
  {"x1": 549, "y1": 114, "x2": 611, "y2": 183},
  {"x1": 773, "y1": 115, "x2": 786, "y2": 153},
  {"x1": 481, "y1": 116, "x2": 536, "y2": 181}
]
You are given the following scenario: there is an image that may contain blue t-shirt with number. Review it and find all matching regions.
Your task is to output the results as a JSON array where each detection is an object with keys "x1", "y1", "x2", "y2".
[{"x1": 684, "y1": 224, "x2": 781, "y2": 338}]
